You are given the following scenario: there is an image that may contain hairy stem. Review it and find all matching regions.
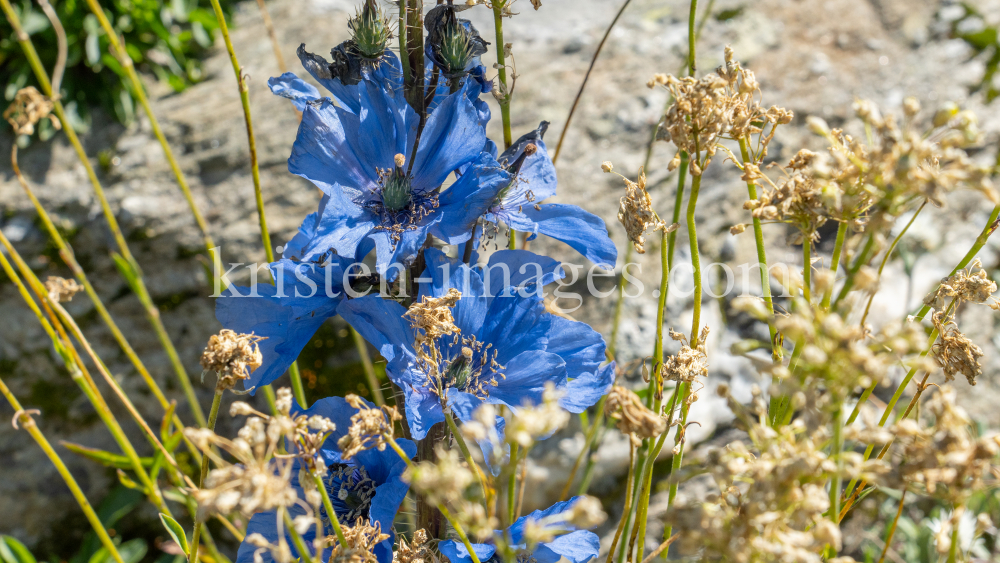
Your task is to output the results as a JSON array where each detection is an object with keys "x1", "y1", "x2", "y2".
[{"x1": 491, "y1": 1, "x2": 513, "y2": 149}]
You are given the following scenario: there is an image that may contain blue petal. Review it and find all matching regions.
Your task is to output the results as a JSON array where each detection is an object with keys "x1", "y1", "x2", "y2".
[
  {"x1": 371, "y1": 220, "x2": 436, "y2": 279},
  {"x1": 438, "y1": 540, "x2": 496, "y2": 563},
  {"x1": 482, "y1": 250, "x2": 565, "y2": 298},
  {"x1": 521, "y1": 203, "x2": 618, "y2": 267},
  {"x1": 216, "y1": 260, "x2": 343, "y2": 393},
  {"x1": 236, "y1": 511, "x2": 278, "y2": 563},
  {"x1": 289, "y1": 99, "x2": 378, "y2": 196},
  {"x1": 368, "y1": 478, "x2": 410, "y2": 541},
  {"x1": 348, "y1": 79, "x2": 416, "y2": 173},
  {"x1": 296, "y1": 44, "x2": 362, "y2": 112},
  {"x1": 337, "y1": 295, "x2": 414, "y2": 363},
  {"x1": 477, "y1": 296, "x2": 551, "y2": 365},
  {"x1": 561, "y1": 362, "x2": 616, "y2": 414},
  {"x1": 411, "y1": 79, "x2": 487, "y2": 192},
  {"x1": 284, "y1": 191, "x2": 374, "y2": 263},
  {"x1": 510, "y1": 138, "x2": 558, "y2": 202},
  {"x1": 509, "y1": 497, "x2": 592, "y2": 544},
  {"x1": 403, "y1": 382, "x2": 446, "y2": 440},
  {"x1": 432, "y1": 153, "x2": 507, "y2": 245},
  {"x1": 268, "y1": 72, "x2": 322, "y2": 111},
  {"x1": 535, "y1": 531, "x2": 601, "y2": 563},
  {"x1": 488, "y1": 351, "x2": 566, "y2": 408},
  {"x1": 544, "y1": 316, "x2": 607, "y2": 379}
]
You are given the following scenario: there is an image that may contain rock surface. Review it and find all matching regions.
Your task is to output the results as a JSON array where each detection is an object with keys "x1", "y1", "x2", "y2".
[{"x1": 1, "y1": 0, "x2": 1000, "y2": 555}]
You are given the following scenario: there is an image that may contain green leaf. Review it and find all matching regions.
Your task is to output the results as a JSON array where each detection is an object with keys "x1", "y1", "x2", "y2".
[
  {"x1": 115, "y1": 469, "x2": 147, "y2": 494},
  {"x1": 160, "y1": 401, "x2": 178, "y2": 444},
  {"x1": 110, "y1": 252, "x2": 140, "y2": 294},
  {"x1": 88, "y1": 539, "x2": 147, "y2": 563},
  {"x1": 0, "y1": 536, "x2": 37, "y2": 563},
  {"x1": 159, "y1": 515, "x2": 189, "y2": 556},
  {"x1": 61, "y1": 442, "x2": 153, "y2": 470}
]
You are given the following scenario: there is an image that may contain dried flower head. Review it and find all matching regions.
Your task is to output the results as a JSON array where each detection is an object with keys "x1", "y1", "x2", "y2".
[
  {"x1": 931, "y1": 310, "x2": 984, "y2": 386},
  {"x1": 337, "y1": 394, "x2": 402, "y2": 459},
  {"x1": 614, "y1": 166, "x2": 668, "y2": 253},
  {"x1": 925, "y1": 258, "x2": 998, "y2": 310},
  {"x1": 604, "y1": 385, "x2": 666, "y2": 444},
  {"x1": 662, "y1": 327, "x2": 710, "y2": 384},
  {"x1": 405, "y1": 288, "x2": 461, "y2": 344},
  {"x1": 200, "y1": 329, "x2": 266, "y2": 390},
  {"x1": 4, "y1": 87, "x2": 60, "y2": 136},
  {"x1": 404, "y1": 444, "x2": 496, "y2": 540},
  {"x1": 505, "y1": 383, "x2": 570, "y2": 448},
  {"x1": 653, "y1": 72, "x2": 730, "y2": 171},
  {"x1": 327, "y1": 518, "x2": 389, "y2": 563},
  {"x1": 393, "y1": 529, "x2": 439, "y2": 563},
  {"x1": 45, "y1": 276, "x2": 83, "y2": 303}
]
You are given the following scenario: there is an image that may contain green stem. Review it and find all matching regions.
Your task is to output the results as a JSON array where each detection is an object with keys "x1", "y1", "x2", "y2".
[
  {"x1": 828, "y1": 407, "x2": 843, "y2": 523},
  {"x1": 687, "y1": 172, "x2": 703, "y2": 344},
  {"x1": 311, "y1": 472, "x2": 349, "y2": 548},
  {"x1": 190, "y1": 389, "x2": 224, "y2": 563},
  {"x1": 351, "y1": 327, "x2": 384, "y2": 406},
  {"x1": 383, "y1": 438, "x2": 482, "y2": 563},
  {"x1": 736, "y1": 138, "x2": 779, "y2": 358},
  {"x1": 802, "y1": 238, "x2": 812, "y2": 303},
  {"x1": 444, "y1": 411, "x2": 489, "y2": 500},
  {"x1": 605, "y1": 443, "x2": 636, "y2": 563},
  {"x1": 687, "y1": 0, "x2": 698, "y2": 76},
  {"x1": 831, "y1": 233, "x2": 876, "y2": 307},
  {"x1": 83, "y1": 0, "x2": 216, "y2": 255},
  {"x1": 207, "y1": 0, "x2": 295, "y2": 407},
  {"x1": 877, "y1": 488, "x2": 906, "y2": 563},
  {"x1": 491, "y1": 1, "x2": 513, "y2": 149},
  {"x1": 947, "y1": 506, "x2": 961, "y2": 563},
  {"x1": 821, "y1": 221, "x2": 849, "y2": 309},
  {"x1": 0, "y1": 0, "x2": 206, "y2": 427},
  {"x1": 859, "y1": 200, "x2": 927, "y2": 328},
  {"x1": 559, "y1": 395, "x2": 607, "y2": 501},
  {"x1": 281, "y1": 509, "x2": 316, "y2": 563},
  {"x1": 0, "y1": 377, "x2": 127, "y2": 563},
  {"x1": 507, "y1": 442, "x2": 519, "y2": 524}
]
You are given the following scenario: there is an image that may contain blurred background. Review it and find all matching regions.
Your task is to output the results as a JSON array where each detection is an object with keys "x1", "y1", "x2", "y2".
[{"x1": 2, "y1": 0, "x2": 1000, "y2": 560}]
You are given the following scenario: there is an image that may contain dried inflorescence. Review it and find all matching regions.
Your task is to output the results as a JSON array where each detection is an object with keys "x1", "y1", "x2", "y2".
[
  {"x1": 405, "y1": 288, "x2": 461, "y2": 344},
  {"x1": 520, "y1": 495, "x2": 607, "y2": 546},
  {"x1": 200, "y1": 329, "x2": 265, "y2": 390},
  {"x1": 504, "y1": 383, "x2": 570, "y2": 448},
  {"x1": 604, "y1": 385, "x2": 666, "y2": 445},
  {"x1": 337, "y1": 394, "x2": 402, "y2": 460},
  {"x1": 610, "y1": 165, "x2": 670, "y2": 254},
  {"x1": 931, "y1": 310, "x2": 984, "y2": 386},
  {"x1": 3, "y1": 87, "x2": 60, "y2": 136},
  {"x1": 327, "y1": 519, "x2": 390, "y2": 563},
  {"x1": 717, "y1": 46, "x2": 793, "y2": 151},
  {"x1": 664, "y1": 411, "x2": 882, "y2": 563},
  {"x1": 925, "y1": 258, "x2": 998, "y2": 310},
  {"x1": 662, "y1": 327, "x2": 710, "y2": 384},
  {"x1": 392, "y1": 530, "x2": 438, "y2": 563},
  {"x1": 45, "y1": 276, "x2": 83, "y2": 303},
  {"x1": 743, "y1": 151, "x2": 830, "y2": 243},
  {"x1": 650, "y1": 73, "x2": 730, "y2": 175},
  {"x1": 403, "y1": 444, "x2": 496, "y2": 540},
  {"x1": 885, "y1": 387, "x2": 999, "y2": 502}
]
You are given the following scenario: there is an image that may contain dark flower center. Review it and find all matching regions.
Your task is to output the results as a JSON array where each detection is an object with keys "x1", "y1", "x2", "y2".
[
  {"x1": 427, "y1": 336, "x2": 505, "y2": 400},
  {"x1": 324, "y1": 465, "x2": 377, "y2": 525},
  {"x1": 381, "y1": 167, "x2": 413, "y2": 213},
  {"x1": 359, "y1": 154, "x2": 440, "y2": 249}
]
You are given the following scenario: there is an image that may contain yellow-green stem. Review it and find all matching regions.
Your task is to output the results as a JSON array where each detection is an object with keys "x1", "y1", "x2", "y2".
[
  {"x1": 0, "y1": 0, "x2": 207, "y2": 427},
  {"x1": 877, "y1": 489, "x2": 906, "y2": 563},
  {"x1": 831, "y1": 234, "x2": 876, "y2": 307},
  {"x1": 947, "y1": 505, "x2": 961, "y2": 563},
  {"x1": 821, "y1": 222, "x2": 849, "y2": 309},
  {"x1": 281, "y1": 509, "x2": 316, "y2": 563},
  {"x1": 383, "y1": 438, "x2": 482, "y2": 563},
  {"x1": 351, "y1": 327, "x2": 384, "y2": 406},
  {"x1": 491, "y1": 1, "x2": 512, "y2": 149},
  {"x1": 206, "y1": 0, "x2": 299, "y2": 407},
  {"x1": 190, "y1": 389, "x2": 224, "y2": 563},
  {"x1": 828, "y1": 407, "x2": 843, "y2": 524},
  {"x1": 605, "y1": 443, "x2": 636, "y2": 563},
  {"x1": 507, "y1": 442, "x2": 519, "y2": 524},
  {"x1": 687, "y1": 173, "x2": 703, "y2": 344},
  {"x1": 444, "y1": 411, "x2": 489, "y2": 502},
  {"x1": 0, "y1": 377, "x2": 127, "y2": 563},
  {"x1": 802, "y1": 238, "x2": 812, "y2": 303},
  {"x1": 859, "y1": 200, "x2": 927, "y2": 328},
  {"x1": 311, "y1": 472, "x2": 349, "y2": 548}
]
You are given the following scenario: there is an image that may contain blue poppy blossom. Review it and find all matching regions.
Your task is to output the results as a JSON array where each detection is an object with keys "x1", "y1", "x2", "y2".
[
  {"x1": 215, "y1": 255, "x2": 357, "y2": 394},
  {"x1": 446, "y1": 123, "x2": 618, "y2": 268},
  {"x1": 276, "y1": 67, "x2": 489, "y2": 278},
  {"x1": 337, "y1": 248, "x2": 612, "y2": 441},
  {"x1": 235, "y1": 396, "x2": 416, "y2": 563},
  {"x1": 439, "y1": 497, "x2": 602, "y2": 563}
]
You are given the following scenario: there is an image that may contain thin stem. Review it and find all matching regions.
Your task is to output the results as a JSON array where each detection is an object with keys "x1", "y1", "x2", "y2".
[
  {"x1": 559, "y1": 395, "x2": 607, "y2": 501},
  {"x1": 737, "y1": 138, "x2": 779, "y2": 359},
  {"x1": 0, "y1": 377, "x2": 126, "y2": 563},
  {"x1": 35, "y1": 0, "x2": 66, "y2": 95},
  {"x1": 947, "y1": 505, "x2": 961, "y2": 563},
  {"x1": 444, "y1": 411, "x2": 490, "y2": 502},
  {"x1": 605, "y1": 442, "x2": 636, "y2": 563},
  {"x1": 255, "y1": 0, "x2": 289, "y2": 73},
  {"x1": 404, "y1": 0, "x2": 424, "y2": 114},
  {"x1": 83, "y1": 0, "x2": 217, "y2": 255},
  {"x1": 281, "y1": 509, "x2": 316, "y2": 563},
  {"x1": 350, "y1": 328, "x2": 384, "y2": 406},
  {"x1": 491, "y1": 1, "x2": 513, "y2": 149},
  {"x1": 190, "y1": 389, "x2": 224, "y2": 563},
  {"x1": 802, "y1": 238, "x2": 812, "y2": 303},
  {"x1": 0, "y1": 0, "x2": 207, "y2": 426},
  {"x1": 828, "y1": 407, "x2": 843, "y2": 523},
  {"x1": 831, "y1": 233, "x2": 876, "y2": 307},
  {"x1": 398, "y1": 1, "x2": 409, "y2": 82},
  {"x1": 552, "y1": 0, "x2": 632, "y2": 163},
  {"x1": 311, "y1": 472, "x2": 349, "y2": 547},
  {"x1": 859, "y1": 200, "x2": 927, "y2": 328},
  {"x1": 383, "y1": 438, "x2": 482, "y2": 563},
  {"x1": 820, "y1": 221, "x2": 849, "y2": 309},
  {"x1": 687, "y1": 0, "x2": 698, "y2": 76},
  {"x1": 687, "y1": 172, "x2": 703, "y2": 344},
  {"x1": 207, "y1": 0, "x2": 298, "y2": 406},
  {"x1": 877, "y1": 489, "x2": 906, "y2": 563},
  {"x1": 642, "y1": 535, "x2": 679, "y2": 563},
  {"x1": 507, "y1": 442, "x2": 519, "y2": 524}
]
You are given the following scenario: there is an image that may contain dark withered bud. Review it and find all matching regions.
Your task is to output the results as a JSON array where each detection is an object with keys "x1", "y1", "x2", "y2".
[
  {"x1": 499, "y1": 121, "x2": 549, "y2": 167},
  {"x1": 297, "y1": 43, "x2": 363, "y2": 87},
  {"x1": 425, "y1": 4, "x2": 489, "y2": 83}
]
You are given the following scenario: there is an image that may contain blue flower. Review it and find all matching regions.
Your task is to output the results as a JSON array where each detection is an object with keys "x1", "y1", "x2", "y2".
[
  {"x1": 275, "y1": 69, "x2": 489, "y2": 278},
  {"x1": 215, "y1": 254, "x2": 357, "y2": 393},
  {"x1": 337, "y1": 248, "x2": 613, "y2": 441},
  {"x1": 439, "y1": 497, "x2": 602, "y2": 563},
  {"x1": 235, "y1": 396, "x2": 416, "y2": 563},
  {"x1": 445, "y1": 123, "x2": 618, "y2": 267}
]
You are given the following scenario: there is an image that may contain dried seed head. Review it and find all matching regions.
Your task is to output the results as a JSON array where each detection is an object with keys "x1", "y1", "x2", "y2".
[
  {"x1": 4, "y1": 87, "x2": 60, "y2": 136},
  {"x1": 662, "y1": 328, "x2": 709, "y2": 384},
  {"x1": 601, "y1": 161, "x2": 613, "y2": 173},
  {"x1": 45, "y1": 276, "x2": 83, "y2": 303},
  {"x1": 327, "y1": 518, "x2": 389, "y2": 563},
  {"x1": 337, "y1": 394, "x2": 402, "y2": 459},
  {"x1": 404, "y1": 288, "x2": 461, "y2": 344},
  {"x1": 200, "y1": 329, "x2": 266, "y2": 390},
  {"x1": 393, "y1": 529, "x2": 439, "y2": 563},
  {"x1": 505, "y1": 383, "x2": 570, "y2": 448},
  {"x1": 615, "y1": 166, "x2": 665, "y2": 254},
  {"x1": 604, "y1": 385, "x2": 666, "y2": 443},
  {"x1": 925, "y1": 258, "x2": 997, "y2": 310},
  {"x1": 931, "y1": 310, "x2": 984, "y2": 386}
]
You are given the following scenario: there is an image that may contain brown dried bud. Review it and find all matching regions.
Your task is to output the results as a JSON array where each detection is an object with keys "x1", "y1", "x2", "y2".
[{"x1": 45, "y1": 276, "x2": 84, "y2": 303}]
